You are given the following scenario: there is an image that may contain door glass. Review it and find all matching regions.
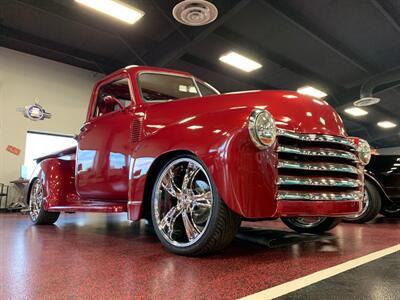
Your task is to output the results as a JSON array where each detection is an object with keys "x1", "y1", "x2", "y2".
[
  {"x1": 94, "y1": 78, "x2": 132, "y2": 118},
  {"x1": 196, "y1": 80, "x2": 219, "y2": 96}
]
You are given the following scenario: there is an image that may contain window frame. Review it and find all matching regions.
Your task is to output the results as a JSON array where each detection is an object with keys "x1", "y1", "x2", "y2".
[
  {"x1": 195, "y1": 79, "x2": 220, "y2": 96},
  {"x1": 89, "y1": 73, "x2": 135, "y2": 122}
]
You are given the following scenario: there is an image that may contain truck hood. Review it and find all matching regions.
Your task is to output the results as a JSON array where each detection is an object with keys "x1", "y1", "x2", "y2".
[{"x1": 145, "y1": 90, "x2": 347, "y2": 137}]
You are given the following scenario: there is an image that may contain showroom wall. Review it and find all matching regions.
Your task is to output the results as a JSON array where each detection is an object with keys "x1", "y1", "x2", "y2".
[{"x1": 0, "y1": 47, "x2": 103, "y2": 183}]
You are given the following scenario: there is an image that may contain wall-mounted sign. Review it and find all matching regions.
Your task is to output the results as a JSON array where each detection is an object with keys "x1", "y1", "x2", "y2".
[
  {"x1": 6, "y1": 145, "x2": 21, "y2": 156},
  {"x1": 17, "y1": 102, "x2": 52, "y2": 121}
]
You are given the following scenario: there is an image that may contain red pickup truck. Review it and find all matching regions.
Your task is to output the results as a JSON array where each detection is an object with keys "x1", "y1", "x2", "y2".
[{"x1": 27, "y1": 65, "x2": 370, "y2": 255}]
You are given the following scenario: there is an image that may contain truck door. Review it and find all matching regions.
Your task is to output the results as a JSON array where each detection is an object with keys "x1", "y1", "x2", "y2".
[{"x1": 76, "y1": 77, "x2": 135, "y2": 201}]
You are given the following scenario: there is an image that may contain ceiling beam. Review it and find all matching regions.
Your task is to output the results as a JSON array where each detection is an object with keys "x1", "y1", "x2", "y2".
[
  {"x1": 370, "y1": 0, "x2": 400, "y2": 34},
  {"x1": 144, "y1": 0, "x2": 252, "y2": 67},
  {"x1": 0, "y1": 25, "x2": 122, "y2": 73},
  {"x1": 261, "y1": 0, "x2": 377, "y2": 74},
  {"x1": 180, "y1": 54, "x2": 277, "y2": 91},
  {"x1": 14, "y1": 0, "x2": 149, "y2": 64},
  {"x1": 213, "y1": 27, "x2": 346, "y2": 97}
]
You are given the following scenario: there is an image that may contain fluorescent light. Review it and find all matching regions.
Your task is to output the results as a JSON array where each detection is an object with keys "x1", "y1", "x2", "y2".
[
  {"x1": 297, "y1": 86, "x2": 327, "y2": 98},
  {"x1": 394, "y1": 163, "x2": 400, "y2": 166},
  {"x1": 75, "y1": 0, "x2": 144, "y2": 24},
  {"x1": 377, "y1": 121, "x2": 397, "y2": 129},
  {"x1": 219, "y1": 51, "x2": 262, "y2": 72},
  {"x1": 344, "y1": 107, "x2": 368, "y2": 117}
]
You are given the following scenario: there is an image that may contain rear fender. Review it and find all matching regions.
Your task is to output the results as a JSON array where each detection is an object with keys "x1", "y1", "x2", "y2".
[{"x1": 27, "y1": 158, "x2": 79, "y2": 210}]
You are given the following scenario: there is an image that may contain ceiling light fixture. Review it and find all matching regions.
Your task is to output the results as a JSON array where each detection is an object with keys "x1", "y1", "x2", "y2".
[
  {"x1": 75, "y1": 0, "x2": 144, "y2": 24},
  {"x1": 297, "y1": 86, "x2": 327, "y2": 98},
  {"x1": 377, "y1": 121, "x2": 397, "y2": 129},
  {"x1": 219, "y1": 51, "x2": 262, "y2": 72},
  {"x1": 344, "y1": 107, "x2": 368, "y2": 117}
]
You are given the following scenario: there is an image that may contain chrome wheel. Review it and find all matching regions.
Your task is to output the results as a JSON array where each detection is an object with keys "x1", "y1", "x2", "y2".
[
  {"x1": 29, "y1": 180, "x2": 43, "y2": 222},
  {"x1": 286, "y1": 217, "x2": 326, "y2": 228},
  {"x1": 153, "y1": 158, "x2": 213, "y2": 247}
]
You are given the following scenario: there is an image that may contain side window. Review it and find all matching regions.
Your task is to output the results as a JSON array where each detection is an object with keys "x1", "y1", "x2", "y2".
[
  {"x1": 139, "y1": 73, "x2": 199, "y2": 101},
  {"x1": 196, "y1": 80, "x2": 219, "y2": 96},
  {"x1": 93, "y1": 78, "x2": 132, "y2": 118}
]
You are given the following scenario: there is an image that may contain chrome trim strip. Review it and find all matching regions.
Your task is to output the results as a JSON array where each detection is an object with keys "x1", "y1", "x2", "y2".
[
  {"x1": 278, "y1": 145, "x2": 358, "y2": 161},
  {"x1": 277, "y1": 176, "x2": 361, "y2": 187},
  {"x1": 277, "y1": 128, "x2": 356, "y2": 149},
  {"x1": 277, "y1": 191, "x2": 363, "y2": 201},
  {"x1": 278, "y1": 160, "x2": 360, "y2": 174}
]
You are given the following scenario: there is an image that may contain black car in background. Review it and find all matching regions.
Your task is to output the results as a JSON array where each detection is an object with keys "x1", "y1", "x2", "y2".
[{"x1": 344, "y1": 154, "x2": 400, "y2": 223}]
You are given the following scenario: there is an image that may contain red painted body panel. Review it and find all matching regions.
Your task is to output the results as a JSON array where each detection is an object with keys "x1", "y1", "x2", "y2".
[{"x1": 28, "y1": 66, "x2": 362, "y2": 220}]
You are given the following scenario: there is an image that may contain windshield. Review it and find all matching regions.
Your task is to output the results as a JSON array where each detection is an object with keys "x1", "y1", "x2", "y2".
[
  {"x1": 139, "y1": 73, "x2": 199, "y2": 101},
  {"x1": 138, "y1": 73, "x2": 219, "y2": 101}
]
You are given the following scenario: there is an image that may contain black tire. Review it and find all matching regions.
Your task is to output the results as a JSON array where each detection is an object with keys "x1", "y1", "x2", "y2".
[
  {"x1": 343, "y1": 180, "x2": 381, "y2": 223},
  {"x1": 151, "y1": 154, "x2": 241, "y2": 256},
  {"x1": 380, "y1": 203, "x2": 400, "y2": 218},
  {"x1": 29, "y1": 179, "x2": 60, "y2": 225},
  {"x1": 281, "y1": 217, "x2": 341, "y2": 234}
]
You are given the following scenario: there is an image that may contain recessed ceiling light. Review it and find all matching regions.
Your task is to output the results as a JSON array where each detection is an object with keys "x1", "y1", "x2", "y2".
[
  {"x1": 344, "y1": 107, "x2": 368, "y2": 117},
  {"x1": 394, "y1": 163, "x2": 400, "y2": 166},
  {"x1": 377, "y1": 121, "x2": 397, "y2": 129},
  {"x1": 75, "y1": 0, "x2": 144, "y2": 24},
  {"x1": 219, "y1": 51, "x2": 262, "y2": 72},
  {"x1": 297, "y1": 86, "x2": 327, "y2": 98}
]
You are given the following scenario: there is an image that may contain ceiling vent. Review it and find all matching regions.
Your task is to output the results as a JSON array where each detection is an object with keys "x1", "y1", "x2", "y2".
[
  {"x1": 353, "y1": 97, "x2": 381, "y2": 107},
  {"x1": 172, "y1": 0, "x2": 218, "y2": 26}
]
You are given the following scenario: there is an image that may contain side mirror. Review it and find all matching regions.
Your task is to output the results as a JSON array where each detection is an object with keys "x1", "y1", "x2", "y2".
[{"x1": 103, "y1": 95, "x2": 124, "y2": 110}]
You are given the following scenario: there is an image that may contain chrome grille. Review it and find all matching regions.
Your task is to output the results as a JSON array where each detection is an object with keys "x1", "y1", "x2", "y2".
[{"x1": 276, "y1": 129, "x2": 363, "y2": 201}]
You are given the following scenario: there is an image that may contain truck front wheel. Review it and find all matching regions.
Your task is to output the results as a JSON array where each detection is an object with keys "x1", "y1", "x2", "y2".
[
  {"x1": 281, "y1": 217, "x2": 341, "y2": 234},
  {"x1": 151, "y1": 155, "x2": 241, "y2": 256},
  {"x1": 29, "y1": 179, "x2": 60, "y2": 225}
]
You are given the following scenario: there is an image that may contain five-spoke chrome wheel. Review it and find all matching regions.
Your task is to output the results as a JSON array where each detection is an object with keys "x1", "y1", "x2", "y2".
[
  {"x1": 151, "y1": 155, "x2": 241, "y2": 256},
  {"x1": 29, "y1": 179, "x2": 44, "y2": 222},
  {"x1": 153, "y1": 158, "x2": 213, "y2": 247}
]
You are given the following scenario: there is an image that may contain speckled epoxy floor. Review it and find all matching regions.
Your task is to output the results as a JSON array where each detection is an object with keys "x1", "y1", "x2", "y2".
[{"x1": 0, "y1": 213, "x2": 399, "y2": 299}]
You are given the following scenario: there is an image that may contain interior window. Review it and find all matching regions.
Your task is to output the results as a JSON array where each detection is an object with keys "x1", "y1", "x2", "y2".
[
  {"x1": 94, "y1": 78, "x2": 132, "y2": 118},
  {"x1": 196, "y1": 80, "x2": 219, "y2": 96},
  {"x1": 139, "y1": 73, "x2": 199, "y2": 101}
]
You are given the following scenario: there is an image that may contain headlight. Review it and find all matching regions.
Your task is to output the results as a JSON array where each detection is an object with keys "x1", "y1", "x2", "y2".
[
  {"x1": 357, "y1": 139, "x2": 371, "y2": 165},
  {"x1": 248, "y1": 109, "x2": 277, "y2": 149}
]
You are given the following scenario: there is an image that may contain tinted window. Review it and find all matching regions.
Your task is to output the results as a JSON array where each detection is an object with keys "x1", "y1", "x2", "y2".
[
  {"x1": 139, "y1": 73, "x2": 199, "y2": 101},
  {"x1": 196, "y1": 80, "x2": 219, "y2": 96},
  {"x1": 94, "y1": 78, "x2": 131, "y2": 118}
]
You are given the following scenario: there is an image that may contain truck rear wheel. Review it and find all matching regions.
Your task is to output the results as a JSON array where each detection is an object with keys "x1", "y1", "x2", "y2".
[
  {"x1": 151, "y1": 155, "x2": 241, "y2": 256},
  {"x1": 281, "y1": 217, "x2": 341, "y2": 234},
  {"x1": 29, "y1": 179, "x2": 60, "y2": 225}
]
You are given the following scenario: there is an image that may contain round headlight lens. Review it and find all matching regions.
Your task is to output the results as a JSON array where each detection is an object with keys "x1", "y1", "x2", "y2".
[
  {"x1": 357, "y1": 139, "x2": 371, "y2": 165},
  {"x1": 248, "y1": 109, "x2": 277, "y2": 149}
]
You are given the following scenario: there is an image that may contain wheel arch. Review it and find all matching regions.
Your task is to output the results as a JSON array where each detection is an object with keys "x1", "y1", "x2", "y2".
[{"x1": 141, "y1": 149, "x2": 195, "y2": 221}]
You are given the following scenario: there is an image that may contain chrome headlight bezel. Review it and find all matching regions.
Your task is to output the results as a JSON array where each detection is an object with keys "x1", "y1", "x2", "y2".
[
  {"x1": 248, "y1": 109, "x2": 277, "y2": 149},
  {"x1": 357, "y1": 138, "x2": 371, "y2": 165}
]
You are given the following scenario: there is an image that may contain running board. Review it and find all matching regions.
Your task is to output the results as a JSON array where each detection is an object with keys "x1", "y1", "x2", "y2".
[{"x1": 48, "y1": 202, "x2": 127, "y2": 213}]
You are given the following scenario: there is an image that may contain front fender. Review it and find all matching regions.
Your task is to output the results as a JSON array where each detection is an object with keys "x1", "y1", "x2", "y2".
[{"x1": 128, "y1": 108, "x2": 279, "y2": 220}]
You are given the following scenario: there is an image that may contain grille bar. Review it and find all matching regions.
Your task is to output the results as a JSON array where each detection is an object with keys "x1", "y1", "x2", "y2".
[
  {"x1": 278, "y1": 160, "x2": 360, "y2": 174},
  {"x1": 277, "y1": 191, "x2": 363, "y2": 201},
  {"x1": 277, "y1": 176, "x2": 361, "y2": 188},
  {"x1": 278, "y1": 145, "x2": 358, "y2": 161},
  {"x1": 277, "y1": 129, "x2": 357, "y2": 149}
]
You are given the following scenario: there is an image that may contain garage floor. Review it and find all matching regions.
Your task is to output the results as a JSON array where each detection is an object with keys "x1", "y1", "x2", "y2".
[{"x1": 1, "y1": 213, "x2": 399, "y2": 299}]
